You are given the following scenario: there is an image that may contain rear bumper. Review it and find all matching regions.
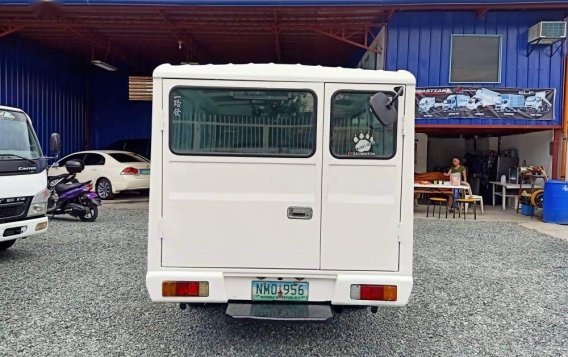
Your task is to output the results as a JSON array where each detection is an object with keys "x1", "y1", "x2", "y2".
[
  {"x1": 0, "y1": 216, "x2": 48, "y2": 243},
  {"x1": 146, "y1": 270, "x2": 412, "y2": 307},
  {"x1": 112, "y1": 175, "x2": 150, "y2": 193}
]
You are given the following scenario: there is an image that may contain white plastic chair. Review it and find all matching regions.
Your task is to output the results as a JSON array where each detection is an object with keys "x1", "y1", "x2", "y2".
[{"x1": 463, "y1": 182, "x2": 484, "y2": 214}]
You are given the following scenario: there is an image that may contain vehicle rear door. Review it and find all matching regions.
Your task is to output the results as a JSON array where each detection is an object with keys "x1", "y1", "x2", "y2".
[
  {"x1": 321, "y1": 83, "x2": 404, "y2": 271},
  {"x1": 160, "y1": 80, "x2": 324, "y2": 269},
  {"x1": 83, "y1": 153, "x2": 106, "y2": 183}
]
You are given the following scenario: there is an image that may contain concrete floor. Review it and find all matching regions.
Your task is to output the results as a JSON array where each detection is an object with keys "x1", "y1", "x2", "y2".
[
  {"x1": 415, "y1": 201, "x2": 568, "y2": 241},
  {"x1": 101, "y1": 194, "x2": 568, "y2": 241}
]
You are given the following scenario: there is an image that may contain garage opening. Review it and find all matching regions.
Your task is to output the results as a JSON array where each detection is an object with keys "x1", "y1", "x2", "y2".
[{"x1": 414, "y1": 127, "x2": 556, "y2": 209}]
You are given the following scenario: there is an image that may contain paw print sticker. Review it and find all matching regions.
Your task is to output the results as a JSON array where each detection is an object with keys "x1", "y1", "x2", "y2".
[{"x1": 353, "y1": 132, "x2": 375, "y2": 153}]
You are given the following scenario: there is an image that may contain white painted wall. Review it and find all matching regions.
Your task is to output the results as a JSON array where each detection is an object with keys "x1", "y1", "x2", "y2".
[
  {"x1": 500, "y1": 130, "x2": 554, "y2": 174},
  {"x1": 424, "y1": 132, "x2": 553, "y2": 177},
  {"x1": 415, "y1": 133, "x2": 428, "y2": 173},
  {"x1": 427, "y1": 138, "x2": 467, "y2": 171},
  {"x1": 356, "y1": 28, "x2": 385, "y2": 70}
]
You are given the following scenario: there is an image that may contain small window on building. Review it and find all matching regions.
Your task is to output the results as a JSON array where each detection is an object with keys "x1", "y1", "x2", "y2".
[
  {"x1": 450, "y1": 35, "x2": 502, "y2": 83},
  {"x1": 169, "y1": 87, "x2": 316, "y2": 157}
]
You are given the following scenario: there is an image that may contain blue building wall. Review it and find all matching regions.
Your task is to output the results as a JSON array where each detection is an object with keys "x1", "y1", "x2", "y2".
[
  {"x1": 386, "y1": 10, "x2": 567, "y2": 126},
  {"x1": 0, "y1": 36, "x2": 88, "y2": 156},
  {"x1": 90, "y1": 70, "x2": 152, "y2": 150}
]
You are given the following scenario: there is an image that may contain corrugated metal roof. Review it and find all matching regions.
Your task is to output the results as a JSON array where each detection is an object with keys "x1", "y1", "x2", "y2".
[
  {"x1": 1, "y1": 1, "x2": 566, "y2": 70},
  {"x1": 0, "y1": 4, "x2": 390, "y2": 69}
]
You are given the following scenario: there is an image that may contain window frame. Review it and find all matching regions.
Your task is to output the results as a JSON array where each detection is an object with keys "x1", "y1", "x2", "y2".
[
  {"x1": 329, "y1": 89, "x2": 398, "y2": 160},
  {"x1": 109, "y1": 152, "x2": 148, "y2": 163},
  {"x1": 168, "y1": 85, "x2": 318, "y2": 158},
  {"x1": 57, "y1": 153, "x2": 85, "y2": 167},
  {"x1": 449, "y1": 34, "x2": 503, "y2": 84}
]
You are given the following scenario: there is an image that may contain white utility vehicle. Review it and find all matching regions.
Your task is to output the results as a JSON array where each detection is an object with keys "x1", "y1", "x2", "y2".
[
  {"x1": 418, "y1": 97, "x2": 441, "y2": 113},
  {"x1": 443, "y1": 94, "x2": 470, "y2": 111},
  {"x1": 466, "y1": 88, "x2": 501, "y2": 111},
  {"x1": 525, "y1": 91, "x2": 552, "y2": 112},
  {"x1": 0, "y1": 105, "x2": 59, "y2": 251},
  {"x1": 146, "y1": 64, "x2": 415, "y2": 321}
]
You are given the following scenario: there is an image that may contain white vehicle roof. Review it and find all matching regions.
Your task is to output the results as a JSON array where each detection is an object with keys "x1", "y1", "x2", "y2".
[
  {"x1": 0, "y1": 105, "x2": 25, "y2": 113},
  {"x1": 60, "y1": 150, "x2": 149, "y2": 162},
  {"x1": 62, "y1": 150, "x2": 143, "y2": 156},
  {"x1": 153, "y1": 63, "x2": 416, "y2": 85}
]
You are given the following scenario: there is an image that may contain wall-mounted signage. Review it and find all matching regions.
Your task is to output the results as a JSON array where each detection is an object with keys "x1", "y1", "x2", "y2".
[{"x1": 415, "y1": 87, "x2": 555, "y2": 120}]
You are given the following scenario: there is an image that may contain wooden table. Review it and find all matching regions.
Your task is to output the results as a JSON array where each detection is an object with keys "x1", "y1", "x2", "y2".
[
  {"x1": 414, "y1": 183, "x2": 468, "y2": 191},
  {"x1": 489, "y1": 181, "x2": 544, "y2": 211},
  {"x1": 414, "y1": 184, "x2": 469, "y2": 210}
]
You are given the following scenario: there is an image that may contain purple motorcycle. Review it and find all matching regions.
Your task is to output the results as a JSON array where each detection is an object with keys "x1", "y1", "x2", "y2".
[{"x1": 47, "y1": 159, "x2": 101, "y2": 222}]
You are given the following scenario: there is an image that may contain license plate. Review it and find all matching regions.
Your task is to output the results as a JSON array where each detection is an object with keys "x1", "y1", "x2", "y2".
[
  {"x1": 252, "y1": 281, "x2": 309, "y2": 302},
  {"x1": 140, "y1": 169, "x2": 150, "y2": 175}
]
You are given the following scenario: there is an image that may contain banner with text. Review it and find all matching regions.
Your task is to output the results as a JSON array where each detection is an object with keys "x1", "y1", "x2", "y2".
[{"x1": 415, "y1": 87, "x2": 555, "y2": 120}]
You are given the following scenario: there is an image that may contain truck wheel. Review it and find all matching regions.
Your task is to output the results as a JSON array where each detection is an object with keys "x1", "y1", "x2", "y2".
[
  {"x1": 96, "y1": 178, "x2": 114, "y2": 200},
  {"x1": 0, "y1": 239, "x2": 16, "y2": 251}
]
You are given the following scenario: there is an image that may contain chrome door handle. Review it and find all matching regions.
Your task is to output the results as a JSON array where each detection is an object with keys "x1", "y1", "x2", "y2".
[{"x1": 287, "y1": 207, "x2": 313, "y2": 220}]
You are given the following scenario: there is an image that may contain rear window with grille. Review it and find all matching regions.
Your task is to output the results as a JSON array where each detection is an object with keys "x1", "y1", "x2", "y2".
[
  {"x1": 169, "y1": 87, "x2": 316, "y2": 157},
  {"x1": 330, "y1": 91, "x2": 396, "y2": 159}
]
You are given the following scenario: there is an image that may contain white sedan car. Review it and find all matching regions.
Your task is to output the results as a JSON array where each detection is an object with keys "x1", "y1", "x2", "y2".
[{"x1": 49, "y1": 150, "x2": 150, "y2": 199}]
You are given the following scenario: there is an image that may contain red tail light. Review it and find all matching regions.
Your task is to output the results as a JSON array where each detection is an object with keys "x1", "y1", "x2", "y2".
[
  {"x1": 121, "y1": 167, "x2": 139, "y2": 175},
  {"x1": 162, "y1": 281, "x2": 209, "y2": 297},
  {"x1": 351, "y1": 285, "x2": 397, "y2": 301}
]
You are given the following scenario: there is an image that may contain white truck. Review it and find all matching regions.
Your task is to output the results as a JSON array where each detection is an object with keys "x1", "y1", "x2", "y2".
[
  {"x1": 0, "y1": 105, "x2": 59, "y2": 251},
  {"x1": 525, "y1": 91, "x2": 552, "y2": 112},
  {"x1": 442, "y1": 94, "x2": 470, "y2": 111},
  {"x1": 146, "y1": 64, "x2": 415, "y2": 321},
  {"x1": 418, "y1": 97, "x2": 441, "y2": 113},
  {"x1": 466, "y1": 88, "x2": 501, "y2": 111},
  {"x1": 496, "y1": 94, "x2": 525, "y2": 112}
]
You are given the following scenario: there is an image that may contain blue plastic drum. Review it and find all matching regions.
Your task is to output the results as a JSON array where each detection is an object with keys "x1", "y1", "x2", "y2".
[{"x1": 543, "y1": 180, "x2": 568, "y2": 224}]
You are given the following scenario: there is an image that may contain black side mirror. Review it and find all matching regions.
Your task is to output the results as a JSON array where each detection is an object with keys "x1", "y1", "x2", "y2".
[
  {"x1": 50, "y1": 133, "x2": 61, "y2": 157},
  {"x1": 369, "y1": 87, "x2": 404, "y2": 126}
]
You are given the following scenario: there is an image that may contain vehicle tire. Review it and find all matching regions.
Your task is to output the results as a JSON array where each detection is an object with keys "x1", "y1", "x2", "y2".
[
  {"x1": 79, "y1": 203, "x2": 98, "y2": 222},
  {"x1": 0, "y1": 239, "x2": 16, "y2": 251},
  {"x1": 96, "y1": 178, "x2": 114, "y2": 200}
]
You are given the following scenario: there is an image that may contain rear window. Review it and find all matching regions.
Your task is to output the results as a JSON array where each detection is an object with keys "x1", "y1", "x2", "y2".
[
  {"x1": 330, "y1": 91, "x2": 397, "y2": 159},
  {"x1": 169, "y1": 87, "x2": 316, "y2": 157},
  {"x1": 109, "y1": 153, "x2": 147, "y2": 163}
]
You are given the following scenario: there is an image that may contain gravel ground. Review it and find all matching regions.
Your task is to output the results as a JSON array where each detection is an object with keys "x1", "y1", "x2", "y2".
[{"x1": 1, "y1": 207, "x2": 567, "y2": 356}]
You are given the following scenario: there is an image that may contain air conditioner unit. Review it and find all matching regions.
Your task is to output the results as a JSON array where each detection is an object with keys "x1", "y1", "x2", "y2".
[{"x1": 528, "y1": 21, "x2": 567, "y2": 45}]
